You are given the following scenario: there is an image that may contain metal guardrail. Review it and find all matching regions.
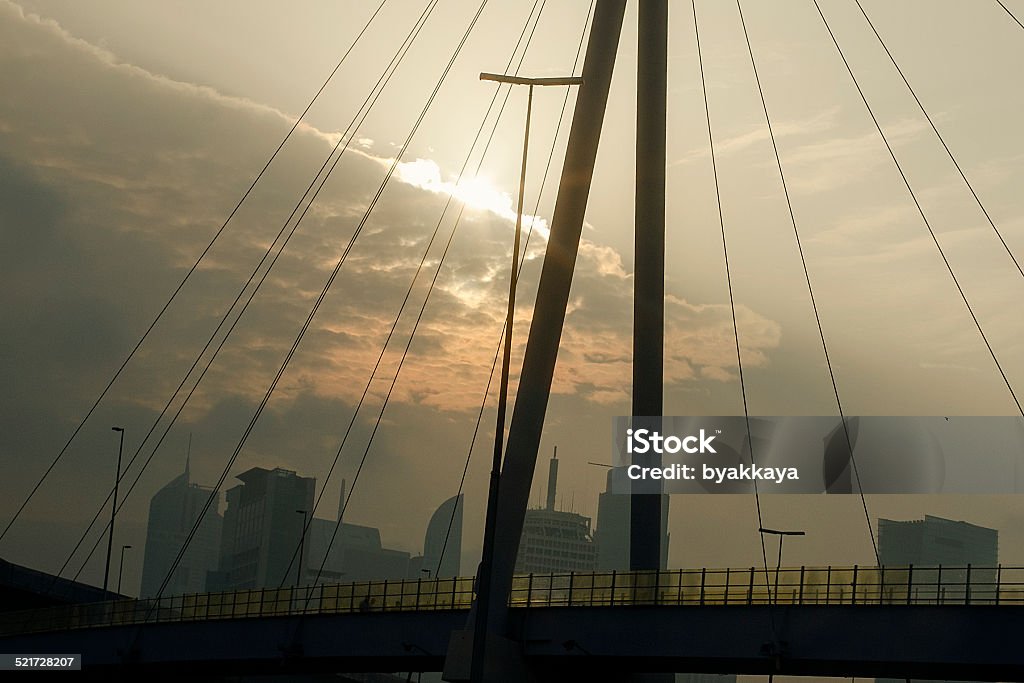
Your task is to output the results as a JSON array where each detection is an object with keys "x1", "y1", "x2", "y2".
[{"x1": 2, "y1": 565, "x2": 1021, "y2": 637}]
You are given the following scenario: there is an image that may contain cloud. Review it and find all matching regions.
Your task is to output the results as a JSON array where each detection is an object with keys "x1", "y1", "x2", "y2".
[
  {"x1": 2, "y1": 0, "x2": 783, "y2": 419},
  {"x1": 0, "y1": 1, "x2": 788, "y2": 576},
  {"x1": 670, "y1": 106, "x2": 842, "y2": 168},
  {"x1": 393, "y1": 157, "x2": 549, "y2": 239}
]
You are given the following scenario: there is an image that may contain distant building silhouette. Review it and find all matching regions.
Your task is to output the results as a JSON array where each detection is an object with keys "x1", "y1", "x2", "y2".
[
  {"x1": 140, "y1": 458, "x2": 222, "y2": 598},
  {"x1": 210, "y1": 467, "x2": 313, "y2": 591},
  {"x1": 307, "y1": 518, "x2": 410, "y2": 583},
  {"x1": 303, "y1": 480, "x2": 410, "y2": 584},
  {"x1": 515, "y1": 450, "x2": 597, "y2": 574},
  {"x1": 408, "y1": 494, "x2": 463, "y2": 578},
  {"x1": 878, "y1": 514, "x2": 998, "y2": 566},
  {"x1": 595, "y1": 466, "x2": 669, "y2": 570}
]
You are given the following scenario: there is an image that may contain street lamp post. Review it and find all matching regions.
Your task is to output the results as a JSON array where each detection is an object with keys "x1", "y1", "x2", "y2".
[
  {"x1": 103, "y1": 426, "x2": 125, "y2": 593},
  {"x1": 759, "y1": 527, "x2": 806, "y2": 604},
  {"x1": 295, "y1": 509, "x2": 308, "y2": 588},
  {"x1": 117, "y1": 544, "x2": 132, "y2": 595},
  {"x1": 471, "y1": 71, "x2": 583, "y2": 683}
]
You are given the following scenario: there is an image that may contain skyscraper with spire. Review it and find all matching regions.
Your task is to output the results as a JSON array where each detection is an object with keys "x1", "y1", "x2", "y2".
[
  {"x1": 139, "y1": 455, "x2": 223, "y2": 597},
  {"x1": 515, "y1": 448, "x2": 597, "y2": 574}
]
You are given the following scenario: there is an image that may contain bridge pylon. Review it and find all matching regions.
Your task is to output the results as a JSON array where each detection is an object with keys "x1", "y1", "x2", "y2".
[{"x1": 445, "y1": 1, "x2": 671, "y2": 681}]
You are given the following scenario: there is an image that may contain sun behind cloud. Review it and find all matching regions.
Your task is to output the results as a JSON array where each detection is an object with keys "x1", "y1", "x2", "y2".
[{"x1": 394, "y1": 157, "x2": 549, "y2": 238}]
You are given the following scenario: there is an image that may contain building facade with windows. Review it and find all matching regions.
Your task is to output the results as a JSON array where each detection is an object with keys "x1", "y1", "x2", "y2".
[
  {"x1": 515, "y1": 451, "x2": 597, "y2": 574},
  {"x1": 140, "y1": 459, "x2": 222, "y2": 598},
  {"x1": 213, "y1": 467, "x2": 314, "y2": 591}
]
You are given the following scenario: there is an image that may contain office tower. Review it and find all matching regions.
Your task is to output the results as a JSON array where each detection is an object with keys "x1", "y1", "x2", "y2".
[
  {"x1": 595, "y1": 467, "x2": 669, "y2": 571},
  {"x1": 303, "y1": 480, "x2": 411, "y2": 584},
  {"x1": 410, "y1": 494, "x2": 463, "y2": 579},
  {"x1": 878, "y1": 515, "x2": 998, "y2": 566},
  {"x1": 140, "y1": 459, "x2": 222, "y2": 597},
  {"x1": 215, "y1": 467, "x2": 314, "y2": 591},
  {"x1": 306, "y1": 519, "x2": 410, "y2": 583},
  {"x1": 515, "y1": 450, "x2": 597, "y2": 574}
]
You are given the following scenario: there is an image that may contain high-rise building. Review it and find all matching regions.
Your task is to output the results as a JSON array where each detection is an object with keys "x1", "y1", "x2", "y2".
[
  {"x1": 515, "y1": 450, "x2": 597, "y2": 574},
  {"x1": 595, "y1": 467, "x2": 669, "y2": 571},
  {"x1": 878, "y1": 515, "x2": 998, "y2": 566},
  {"x1": 214, "y1": 467, "x2": 314, "y2": 591},
  {"x1": 408, "y1": 494, "x2": 463, "y2": 579},
  {"x1": 302, "y1": 479, "x2": 411, "y2": 584},
  {"x1": 306, "y1": 518, "x2": 410, "y2": 583},
  {"x1": 140, "y1": 459, "x2": 222, "y2": 597},
  {"x1": 426, "y1": 494, "x2": 463, "y2": 578}
]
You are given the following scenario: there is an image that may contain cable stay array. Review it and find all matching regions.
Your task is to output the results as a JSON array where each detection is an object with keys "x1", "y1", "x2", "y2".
[
  {"x1": 278, "y1": 0, "x2": 558, "y2": 589},
  {"x1": 812, "y1": 0, "x2": 1023, "y2": 418},
  {"x1": 57, "y1": 0, "x2": 448, "y2": 587},
  {"x1": 3, "y1": 0, "x2": 1022, "y2": 603},
  {"x1": 150, "y1": 0, "x2": 493, "y2": 605},
  {"x1": 0, "y1": 0, "x2": 391, "y2": 546},
  {"x1": 693, "y1": 0, "x2": 774, "y2": 594}
]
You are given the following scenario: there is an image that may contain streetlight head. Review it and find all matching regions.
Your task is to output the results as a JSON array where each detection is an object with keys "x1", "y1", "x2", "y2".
[
  {"x1": 123, "y1": 544, "x2": 132, "y2": 549},
  {"x1": 112, "y1": 426, "x2": 124, "y2": 432},
  {"x1": 759, "y1": 527, "x2": 806, "y2": 536},
  {"x1": 480, "y1": 72, "x2": 584, "y2": 87}
]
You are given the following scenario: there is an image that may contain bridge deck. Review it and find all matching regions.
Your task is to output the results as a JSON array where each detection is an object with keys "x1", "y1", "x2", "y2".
[{"x1": 1, "y1": 565, "x2": 1020, "y2": 637}]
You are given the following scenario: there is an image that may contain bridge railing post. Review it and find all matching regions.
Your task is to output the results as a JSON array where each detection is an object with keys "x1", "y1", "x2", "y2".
[
  {"x1": 996, "y1": 565, "x2": 1001, "y2": 605},
  {"x1": 907, "y1": 564, "x2": 913, "y2": 605},
  {"x1": 724, "y1": 567, "x2": 730, "y2": 605},
  {"x1": 799, "y1": 566, "x2": 805, "y2": 605},
  {"x1": 610, "y1": 570, "x2": 616, "y2": 607},
  {"x1": 826, "y1": 566, "x2": 832, "y2": 605},
  {"x1": 938, "y1": 565, "x2": 943, "y2": 605},
  {"x1": 851, "y1": 565, "x2": 858, "y2": 605},
  {"x1": 568, "y1": 572, "x2": 575, "y2": 607},
  {"x1": 699, "y1": 568, "x2": 705, "y2": 606},
  {"x1": 747, "y1": 566, "x2": 754, "y2": 605}
]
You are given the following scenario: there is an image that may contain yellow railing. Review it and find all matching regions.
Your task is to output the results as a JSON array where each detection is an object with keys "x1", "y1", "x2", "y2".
[{"x1": 2, "y1": 565, "x2": 1020, "y2": 637}]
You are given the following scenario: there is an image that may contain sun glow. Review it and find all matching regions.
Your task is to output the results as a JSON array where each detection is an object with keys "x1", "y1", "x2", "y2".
[{"x1": 395, "y1": 158, "x2": 549, "y2": 238}]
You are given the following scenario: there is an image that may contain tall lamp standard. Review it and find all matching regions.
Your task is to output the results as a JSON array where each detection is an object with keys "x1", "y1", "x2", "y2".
[
  {"x1": 471, "y1": 72, "x2": 583, "y2": 683},
  {"x1": 103, "y1": 426, "x2": 125, "y2": 593},
  {"x1": 295, "y1": 509, "x2": 308, "y2": 588},
  {"x1": 117, "y1": 544, "x2": 132, "y2": 595},
  {"x1": 759, "y1": 527, "x2": 806, "y2": 605}
]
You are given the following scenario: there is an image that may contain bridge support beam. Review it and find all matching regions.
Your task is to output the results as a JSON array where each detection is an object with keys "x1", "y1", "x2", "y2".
[
  {"x1": 451, "y1": 1, "x2": 628, "y2": 681},
  {"x1": 630, "y1": 0, "x2": 668, "y2": 573}
]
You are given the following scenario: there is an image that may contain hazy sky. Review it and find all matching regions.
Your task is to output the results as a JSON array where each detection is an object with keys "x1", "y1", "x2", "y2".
[{"x1": 1, "y1": 0, "x2": 1023, "y2": 596}]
